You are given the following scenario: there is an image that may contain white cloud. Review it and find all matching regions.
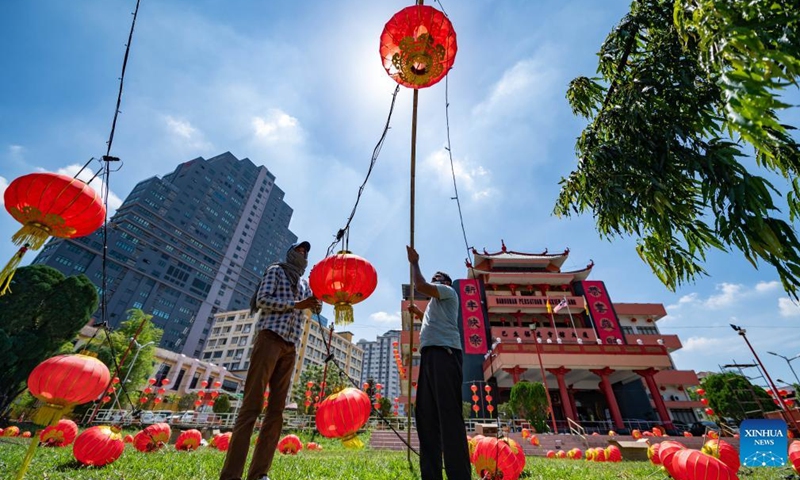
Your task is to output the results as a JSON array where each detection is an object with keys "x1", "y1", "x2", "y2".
[
  {"x1": 472, "y1": 55, "x2": 561, "y2": 122},
  {"x1": 369, "y1": 311, "x2": 401, "y2": 324},
  {"x1": 667, "y1": 293, "x2": 699, "y2": 311},
  {"x1": 9, "y1": 145, "x2": 24, "y2": 161},
  {"x1": 251, "y1": 109, "x2": 302, "y2": 144},
  {"x1": 424, "y1": 149, "x2": 495, "y2": 202},
  {"x1": 164, "y1": 115, "x2": 213, "y2": 152},
  {"x1": 779, "y1": 298, "x2": 800, "y2": 318},
  {"x1": 703, "y1": 283, "x2": 742, "y2": 309},
  {"x1": 0, "y1": 176, "x2": 7, "y2": 206},
  {"x1": 680, "y1": 336, "x2": 729, "y2": 353},
  {"x1": 755, "y1": 281, "x2": 781, "y2": 293},
  {"x1": 52, "y1": 164, "x2": 123, "y2": 213}
]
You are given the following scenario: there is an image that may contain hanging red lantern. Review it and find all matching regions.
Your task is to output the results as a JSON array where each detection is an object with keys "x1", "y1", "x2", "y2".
[
  {"x1": 200, "y1": 380, "x2": 208, "y2": 388},
  {"x1": 486, "y1": 405, "x2": 495, "y2": 415},
  {"x1": 27, "y1": 354, "x2": 110, "y2": 425},
  {"x1": 102, "y1": 395, "x2": 112, "y2": 403},
  {"x1": 309, "y1": 251, "x2": 378, "y2": 325},
  {"x1": 194, "y1": 400, "x2": 203, "y2": 407},
  {"x1": 1, "y1": 172, "x2": 105, "y2": 294},
  {"x1": 484, "y1": 385, "x2": 492, "y2": 393},
  {"x1": 213, "y1": 381, "x2": 222, "y2": 388},
  {"x1": 278, "y1": 434, "x2": 303, "y2": 454},
  {"x1": 210, "y1": 391, "x2": 219, "y2": 399},
  {"x1": 472, "y1": 404, "x2": 480, "y2": 413},
  {"x1": 153, "y1": 397, "x2": 162, "y2": 404},
  {"x1": 315, "y1": 387, "x2": 371, "y2": 448},
  {"x1": 39, "y1": 419, "x2": 79, "y2": 447},
  {"x1": 139, "y1": 397, "x2": 148, "y2": 404},
  {"x1": 157, "y1": 388, "x2": 165, "y2": 395},
  {"x1": 485, "y1": 395, "x2": 493, "y2": 403},
  {"x1": 696, "y1": 388, "x2": 706, "y2": 396},
  {"x1": 380, "y1": 5, "x2": 457, "y2": 89},
  {"x1": 175, "y1": 429, "x2": 203, "y2": 451},
  {"x1": 471, "y1": 395, "x2": 479, "y2": 403},
  {"x1": 148, "y1": 378, "x2": 157, "y2": 385},
  {"x1": 307, "y1": 381, "x2": 315, "y2": 388},
  {"x1": 197, "y1": 391, "x2": 205, "y2": 398},
  {"x1": 362, "y1": 382, "x2": 369, "y2": 391},
  {"x1": 705, "y1": 408, "x2": 715, "y2": 416},
  {"x1": 160, "y1": 378, "x2": 170, "y2": 386},
  {"x1": 72, "y1": 425, "x2": 124, "y2": 467},
  {"x1": 701, "y1": 397, "x2": 709, "y2": 405},
  {"x1": 133, "y1": 423, "x2": 171, "y2": 453},
  {"x1": 470, "y1": 384, "x2": 478, "y2": 393},
  {"x1": 143, "y1": 387, "x2": 153, "y2": 395},
  {"x1": 208, "y1": 400, "x2": 215, "y2": 407}
]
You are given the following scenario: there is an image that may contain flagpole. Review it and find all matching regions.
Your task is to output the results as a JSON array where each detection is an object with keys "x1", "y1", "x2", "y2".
[
  {"x1": 562, "y1": 296, "x2": 579, "y2": 342},
  {"x1": 546, "y1": 298, "x2": 559, "y2": 342},
  {"x1": 583, "y1": 295, "x2": 601, "y2": 343}
]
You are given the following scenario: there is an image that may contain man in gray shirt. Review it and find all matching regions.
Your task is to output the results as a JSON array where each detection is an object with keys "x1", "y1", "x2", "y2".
[{"x1": 407, "y1": 245, "x2": 471, "y2": 480}]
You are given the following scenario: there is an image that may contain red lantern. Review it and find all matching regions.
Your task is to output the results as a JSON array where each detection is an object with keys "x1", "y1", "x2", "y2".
[
  {"x1": 379, "y1": 5, "x2": 457, "y2": 89},
  {"x1": 307, "y1": 381, "x2": 315, "y2": 388},
  {"x1": 362, "y1": 382, "x2": 369, "y2": 391},
  {"x1": 157, "y1": 388, "x2": 166, "y2": 395},
  {"x1": 789, "y1": 440, "x2": 800, "y2": 474},
  {"x1": 605, "y1": 445, "x2": 622, "y2": 462},
  {"x1": 208, "y1": 400, "x2": 215, "y2": 407},
  {"x1": 214, "y1": 432, "x2": 232, "y2": 452},
  {"x1": 200, "y1": 380, "x2": 208, "y2": 388},
  {"x1": 102, "y1": 395, "x2": 112, "y2": 403},
  {"x1": 153, "y1": 397, "x2": 162, "y2": 404},
  {"x1": 160, "y1": 378, "x2": 170, "y2": 385},
  {"x1": 647, "y1": 443, "x2": 661, "y2": 465},
  {"x1": 139, "y1": 397, "x2": 148, "y2": 404},
  {"x1": 148, "y1": 378, "x2": 157, "y2": 385},
  {"x1": 133, "y1": 423, "x2": 171, "y2": 453},
  {"x1": 529, "y1": 435, "x2": 539, "y2": 447},
  {"x1": 315, "y1": 387, "x2": 371, "y2": 448},
  {"x1": 309, "y1": 252, "x2": 378, "y2": 325},
  {"x1": 471, "y1": 436, "x2": 525, "y2": 480},
  {"x1": 672, "y1": 448, "x2": 737, "y2": 480},
  {"x1": 194, "y1": 400, "x2": 203, "y2": 407},
  {"x1": 1, "y1": 172, "x2": 105, "y2": 293},
  {"x1": 657, "y1": 441, "x2": 686, "y2": 479},
  {"x1": 306, "y1": 441, "x2": 321, "y2": 451},
  {"x1": 175, "y1": 429, "x2": 203, "y2": 451},
  {"x1": 210, "y1": 391, "x2": 219, "y2": 399},
  {"x1": 278, "y1": 434, "x2": 303, "y2": 455},
  {"x1": 213, "y1": 381, "x2": 222, "y2": 388},
  {"x1": 470, "y1": 384, "x2": 478, "y2": 393},
  {"x1": 471, "y1": 395, "x2": 479, "y2": 403},
  {"x1": 696, "y1": 388, "x2": 706, "y2": 396},
  {"x1": 40, "y1": 419, "x2": 79, "y2": 447},
  {"x1": 486, "y1": 405, "x2": 495, "y2": 414},
  {"x1": 123, "y1": 434, "x2": 134, "y2": 444},
  {"x1": 72, "y1": 425, "x2": 124, "y2": 466},
  {"x1": 705, "y1": 408, "x2": 715, "y2": 416},
  {"x1": 3, "y1": 426, "x2": 19, "y2": 437},
  {"x1": 27, "y1": 354, "x2": 110, "y2": 425},
  {"x1": 143, "y1": 387, "x2": 153, "y2": 395},
  {"x1": 701, "y1": 397, "x2": 709, "y2": 405},
  {"x1": 703, "y1": 439, "x2": 740, "y2": 472},
  {"x1": 472, "y1": 404, "x2": 480, "y2": 412}
]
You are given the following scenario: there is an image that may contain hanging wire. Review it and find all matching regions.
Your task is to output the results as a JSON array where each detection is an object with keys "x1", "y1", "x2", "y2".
[{"x1": 325, "y1": 85, "x2": 402, "y2": 258}]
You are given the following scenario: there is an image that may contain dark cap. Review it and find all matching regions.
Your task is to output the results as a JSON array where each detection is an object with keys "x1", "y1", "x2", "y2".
[
  {"x1": 434, "y1": 271, "x2": 452, "y2": 284},
  {"x1": 291, "y1": 241, "x2": 311, "y2": 252}
]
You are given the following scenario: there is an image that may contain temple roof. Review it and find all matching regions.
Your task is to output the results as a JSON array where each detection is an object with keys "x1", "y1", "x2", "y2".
[{"x1": 469, "y1": 240, "x2": 572, "y2": 271}]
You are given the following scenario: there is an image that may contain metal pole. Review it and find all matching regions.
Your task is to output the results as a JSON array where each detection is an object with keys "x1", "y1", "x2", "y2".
[
  {"x1": 768, "y1": 352, "x2": 800, "y2": 385},
  {"x1": 529, "y1": 325, "x2": 558, "y2": 434},
  {"x1": 733, "y1": 325, "x2": 800, "y2": 433},
  {"x1": 112, "y1": 339, "x2": 154, "y2": 410}
]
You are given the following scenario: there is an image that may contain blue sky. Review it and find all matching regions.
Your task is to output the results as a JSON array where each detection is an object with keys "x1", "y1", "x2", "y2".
[{"x1": 3, "y1": 0, "x2": 800, "y2": 388}]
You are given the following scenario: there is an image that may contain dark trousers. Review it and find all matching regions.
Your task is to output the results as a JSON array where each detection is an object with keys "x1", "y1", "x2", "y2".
[
  {"x1": 416, "y1": 346, "x2": 471, "y2": 480},
  {"x1": 220, "y1": 329, "x2": 296, "y2": 480}
]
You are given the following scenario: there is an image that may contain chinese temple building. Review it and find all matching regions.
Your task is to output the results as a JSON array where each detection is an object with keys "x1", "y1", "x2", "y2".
[{"x1": 400, "y1": 242, "x2": 702, "y2": 433}]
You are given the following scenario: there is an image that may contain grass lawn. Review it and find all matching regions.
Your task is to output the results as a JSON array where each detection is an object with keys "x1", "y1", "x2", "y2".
[{"x1": 0, "y1": 434, "x2": 791, "y2": 480}]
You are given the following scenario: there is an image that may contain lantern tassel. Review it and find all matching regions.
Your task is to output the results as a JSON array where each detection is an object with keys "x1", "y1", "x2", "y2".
[
  {"x1": 11, "y1": 224, "x2": 51, "y2": 250},
  {"x1": 341, "y1": 433, "x2": 364, "y2": 450},
  {"x1": 334, "y1": 304, "x2": 354, "y2": 326},
  {"x1": 0, "y1": 245, "x2": 29, "y2": 296},
  {"x1": 31, "y1": 404, "x2": 71, "y2": 427}
]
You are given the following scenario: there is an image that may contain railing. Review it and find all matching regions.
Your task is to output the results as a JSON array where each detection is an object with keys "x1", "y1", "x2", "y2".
[{"x1": 566, "y1": 418, "x2": 588, "y2": 448}]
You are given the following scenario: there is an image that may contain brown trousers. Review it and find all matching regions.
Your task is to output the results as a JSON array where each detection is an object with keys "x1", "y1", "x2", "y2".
[{"x1": 219, "y1": 329, "x2": 296, "y2": 480}]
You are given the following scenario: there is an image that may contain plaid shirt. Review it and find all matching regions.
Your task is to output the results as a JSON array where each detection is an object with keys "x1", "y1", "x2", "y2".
[{"x1": 254, "y1": 265, "x2": 312, "y2": 346}]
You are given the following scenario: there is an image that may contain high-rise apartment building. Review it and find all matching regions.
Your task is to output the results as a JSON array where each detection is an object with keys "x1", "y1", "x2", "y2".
[
  {"x1": 357, "y1": 330, "x2": 402, "y2": 405},
  {"x1": 32, "y1": 152, "x2": 297, "y2": 356},
  {"x1": 202, "y1": 308, "x2": 364, "y2": 402}
]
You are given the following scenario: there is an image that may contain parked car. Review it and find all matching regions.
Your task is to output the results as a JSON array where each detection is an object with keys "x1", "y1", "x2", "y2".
[
  {"x1": 689, "y1": 420, "x2": 720, "y2": 437},
  {"x1": 140, "y1": 410, "x2": 172, "y2": 425}
]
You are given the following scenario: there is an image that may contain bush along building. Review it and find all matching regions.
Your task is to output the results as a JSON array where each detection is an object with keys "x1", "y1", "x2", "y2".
[{"x1": 399, "y1": 241, "x2": 702, "y2": 434}]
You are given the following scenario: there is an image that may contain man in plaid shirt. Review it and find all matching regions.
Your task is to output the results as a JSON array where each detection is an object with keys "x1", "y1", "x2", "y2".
[{"x1": 220, "y1": 241, "x2": 320, "y2": 480}]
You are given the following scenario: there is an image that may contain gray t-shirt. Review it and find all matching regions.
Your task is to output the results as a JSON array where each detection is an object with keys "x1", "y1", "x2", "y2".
[{"x1": 419, "y1": 283, "x2": 462, "y2": 351}]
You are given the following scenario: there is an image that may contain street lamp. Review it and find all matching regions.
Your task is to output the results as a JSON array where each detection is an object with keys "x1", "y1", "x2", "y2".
[
  {"x1": 767, "y1": 351, "x2": 800, "y2": 385},
  {"x1": 112, "y1": 338, "x2": 156, "y2": 409}
]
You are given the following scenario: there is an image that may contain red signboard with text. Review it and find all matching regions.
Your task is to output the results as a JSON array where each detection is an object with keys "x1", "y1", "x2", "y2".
[
  {"x1": 459, "y1": 279, "x2": 488, "y2": 355},
  {"x1": 579, "y1": 280, "x2": 625, "y2": 345}
]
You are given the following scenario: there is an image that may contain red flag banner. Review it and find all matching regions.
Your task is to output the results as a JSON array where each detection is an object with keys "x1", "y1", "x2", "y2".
[
  {"x1": 459, "y1": 279, "x2": 488, "y2": 354},
  {"x1": 578, "y1": 280, "x2": 625, "y2": 345}
]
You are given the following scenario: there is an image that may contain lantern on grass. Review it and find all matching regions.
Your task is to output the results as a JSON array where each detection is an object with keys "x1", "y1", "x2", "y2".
[
  {"x1": 703, "y1": 439, "x2": 740, "y2": 472},
  {"x1": 133, "y1": 423, "x2": 171, "y2": 452},
  {"x1": 73, "y1": 425, "x2": 124, "y2": 467},
  {"x1": 309, "y1": 252, "x2": 378, "y2": 325},
  {"x1": 380, "y1": 5, "x2": 457, "y2": 89},
  {"x1": 789, "y1": 441, "x2": 800, "y2": 474},
  {"x1": 672, "y1": 448, "x2": 737, "y2": 480},
  {"x1": 471, "y1": 436, "x2": 525, "y2": 480},
  {"x1": 657, "y1": 440, "x2": 686, "y2": 479},
  {"x1": 175, "y1": 429, "x2": 203, "y2": 452},
  {"x1": 39, "y1": 419, "x2": 79, "y2": 447},
  {"x1": 278, "y1": 434, "x2": 303, "y2": 454},
  {"x1": 1, "y1": 172, "x2": 105, "y2": 294},
  {"x1": 27, "y1": 354, "x2": 110, "y2": 426},
  {"x1": 215, "y1": 432, "x2": 232, "y2": 452},
  {"x1": 315, "y1": 387, "x2": 371, "y2": 448}
]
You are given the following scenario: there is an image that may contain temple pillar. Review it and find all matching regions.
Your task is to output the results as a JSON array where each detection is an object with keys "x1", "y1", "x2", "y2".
[
  {"x1": 546, "y1": 367, "x2": 574, "y2": 422},
  {"x1": 567, "y1": 385, "x2": 579, "y2": 421},
  {"x1": 502, "y1": 365, "x2": 526, "y2": 384},
  {"x1": 634, "y1": 368, "x2": 674, "y2": 430},
  {"x1": 589, "y1": 367, "x2": 624, "y2": 430},
  {"x1": 168, "y1": 354, "x2": 186, "y2": 390}
]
